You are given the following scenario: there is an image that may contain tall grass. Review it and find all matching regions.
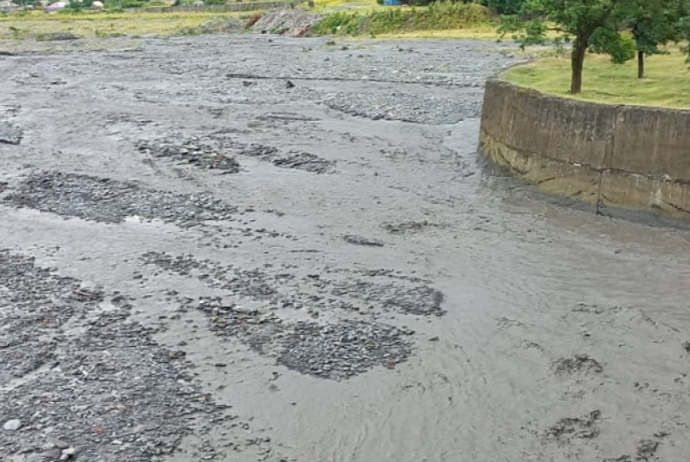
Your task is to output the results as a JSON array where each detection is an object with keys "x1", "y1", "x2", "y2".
[{"x1": 311, "y1": 2, "x2": 492, "y2": 36}]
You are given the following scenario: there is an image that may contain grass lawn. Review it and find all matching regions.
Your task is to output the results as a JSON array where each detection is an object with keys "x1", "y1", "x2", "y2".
[{"x1": 502, "y1": 49, "x2": 690, "y2": 109}]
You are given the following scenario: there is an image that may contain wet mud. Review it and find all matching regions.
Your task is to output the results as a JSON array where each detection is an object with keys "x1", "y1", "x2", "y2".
[{"x1": 1, "y1": 34, "x2": 690, "y2": 462}]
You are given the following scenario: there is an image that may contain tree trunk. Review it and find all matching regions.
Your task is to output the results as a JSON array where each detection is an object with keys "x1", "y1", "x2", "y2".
[
  {"x1": 637, "y1": 51, "x2": 645, "y2": 79},
  {"x1": 570, "y1": 38, "x2": 588, "y2": 94}
]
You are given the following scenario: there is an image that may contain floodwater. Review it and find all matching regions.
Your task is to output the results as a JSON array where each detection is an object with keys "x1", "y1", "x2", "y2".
[{"x1": 1, "y1": 35, "x2": 689, "y2": 462}]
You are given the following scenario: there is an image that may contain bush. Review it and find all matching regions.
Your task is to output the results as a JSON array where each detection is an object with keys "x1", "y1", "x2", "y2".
[
  {"x1": 479, "y1": 0, "x2": 524, "y2": 14},
  {"x1": 311, "y1": 1, "x2": 492, "y2": 36},
  {"x1": 120, "y1": 0, "x2": 146, "y2": 7}
]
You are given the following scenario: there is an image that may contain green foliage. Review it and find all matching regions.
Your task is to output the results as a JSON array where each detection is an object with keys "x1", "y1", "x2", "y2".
[
  {"x1": 624, "y1": 0, "x2": 686, "y2": 54},
  {"x1": 479, "y1": 0, "x2": 523, "y2": 14},
  {"x1": 499, "y1": 0, "x2": 638, "y2": 93},
  {"x1": 311, "y1": 2, "x2": 491, "y2": 36},
  {"x1": 120, "y1": 0, "x2": 147, "y2": 7},
  {"x1": 590, "y1": 27, "x2": 636, "y2": 63}
]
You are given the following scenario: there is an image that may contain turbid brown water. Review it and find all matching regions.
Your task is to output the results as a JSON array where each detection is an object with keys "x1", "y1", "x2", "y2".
[{"x1": 1, "y1": 35, "x2": 689, "y2": 462}]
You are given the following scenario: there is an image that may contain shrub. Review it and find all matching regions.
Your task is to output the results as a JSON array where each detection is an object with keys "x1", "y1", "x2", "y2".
[
  {"x1": 479, "y1": 0, "x2": 524, "y2": 14},
  {"x1": 311, "y1": 1, "x2": 492, "y2": 36}
]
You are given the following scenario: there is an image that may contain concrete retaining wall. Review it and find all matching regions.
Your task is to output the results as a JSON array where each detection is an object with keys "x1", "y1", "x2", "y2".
[{"x1": 478, "y1": 78, "x2": 690, "y2": 219}]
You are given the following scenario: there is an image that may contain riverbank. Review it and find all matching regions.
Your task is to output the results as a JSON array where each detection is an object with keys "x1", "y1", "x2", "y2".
[
  {"x1": 0, "y1": 11, "x2": 251, "y2": 42},
  {"x1": 310, "y1": 2, "x2": 494, "y2": 37}
]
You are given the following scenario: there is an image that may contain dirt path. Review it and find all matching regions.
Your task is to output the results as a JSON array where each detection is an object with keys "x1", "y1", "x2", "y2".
[{"x1": 1, "y1": 35, "x2": 689, "y2": 462}]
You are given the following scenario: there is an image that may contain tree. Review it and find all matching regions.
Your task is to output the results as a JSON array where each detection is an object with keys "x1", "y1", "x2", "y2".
[
  {"x1": 501, "y1": 0, "x2": 633, "y2": 94},
  {"x1": 619, "y1": 0, "x2": 686, "y2": 78}
]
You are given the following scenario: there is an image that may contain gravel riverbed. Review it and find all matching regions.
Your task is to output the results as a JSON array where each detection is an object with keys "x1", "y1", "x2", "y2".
[{"x1": 1, "y1": 34, "x2": 689, "y2": 462}]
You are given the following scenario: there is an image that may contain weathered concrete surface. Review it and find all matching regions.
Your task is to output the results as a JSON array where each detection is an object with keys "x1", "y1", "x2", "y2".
[{"x1": 479, "y1": 79, "x2": 690, "y2": 219}]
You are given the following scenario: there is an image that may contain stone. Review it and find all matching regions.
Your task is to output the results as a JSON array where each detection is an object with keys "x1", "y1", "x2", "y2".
[
  {"x1": 47, "y1": 436, "x2": 71, "y2": 449},
  {"x1": 60, "y1": 447, "x2": 76, "y2": 460},
  {"x1": 3, "y1": 419, "x2": 21, "y2": 431}
]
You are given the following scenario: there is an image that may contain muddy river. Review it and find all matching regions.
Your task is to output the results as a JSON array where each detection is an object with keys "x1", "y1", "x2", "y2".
[{"x1": 1, "y1": 35, "x2": 689, "y2": 462}]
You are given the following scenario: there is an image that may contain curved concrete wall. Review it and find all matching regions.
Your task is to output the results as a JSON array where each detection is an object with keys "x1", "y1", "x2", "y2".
[{"x1": 479, "y1": 79, "x2": 690, "y2": 219}]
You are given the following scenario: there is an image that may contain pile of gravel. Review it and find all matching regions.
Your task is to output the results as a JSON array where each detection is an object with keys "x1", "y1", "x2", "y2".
[
  {"x1": 552, "y1": 354, "x2": 604, "y2": 375},
  {"x1": 0, "y1": 250, "x2": 102, "y2": 383},
  {"x1": 3, "y1": 171, "x2": 238, "y2": 226},
  {"x1": 382, "y1": 220, "x2": 443, "y2": 235},
  {"x1": 277, "y1": 320, "x2": 413, "y2": 380},
  {"x1": 323, "y1": 91, "x2": 481, "y2": 125},
  {"x1": 330, "y1": 279, "x2": 445, "y2": 316},
  {"x1": 0, "y1": 120, "x2": 22, "y2": 145},
  {"x1": 0, "y1": 250, "x2": 220, "y2": 462},
  {"x1": 142, "y1": 252, "x2": 281, "y2": 301},
  {"x1": 177, "y1": 296, "x2": 413, "y2": 380},
  {"x1": 546, "y1": 410, "x2": 602, "y2": 441},
  {"x1": 238, "y1": 143, "x2": 335, "y2": 174},
  {"x1": 143, "y1": 252, "x2": 445, "y2": 316},
  {"x1": 252, "y1": 9, "x2": 322, "y2": 37},
  {"x1": 143, "y1": 253, "x2": 420, "y2": 379},
  {"x1": 138, "y1": 136, "x2": 241, "y2": 173}
]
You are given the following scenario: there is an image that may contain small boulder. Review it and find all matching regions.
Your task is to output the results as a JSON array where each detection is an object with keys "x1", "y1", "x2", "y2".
[{"x1": 3, "y1": 419, "x2": 22, "y2": 431}]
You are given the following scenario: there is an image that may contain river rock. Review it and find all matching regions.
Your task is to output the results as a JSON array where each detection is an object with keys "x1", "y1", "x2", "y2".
[{"x1": 3, "y1": 419, "x2": 22, "y2": 431}]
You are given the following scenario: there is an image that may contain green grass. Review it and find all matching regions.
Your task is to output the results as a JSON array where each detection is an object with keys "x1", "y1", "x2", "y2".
[
  {"x1": 311, "y1": 2, "x2": 492, "y2": 37},
  {"x1": 373, "y1": 24, "x2": 498, "y2": 40},
  {"x1": 502, "y1": 49, "x2": 690, "y2": 109},
  {"x1": 311, "y1": 0, "x2": 381, "y2": 12},
  {"x1": 0, "y1": 10, "x2": 252, "y2": 41}
]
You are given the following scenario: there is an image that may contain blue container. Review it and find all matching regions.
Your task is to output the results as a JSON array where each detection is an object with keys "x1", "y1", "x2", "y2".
[{"x1": 383, "y1": 0, "x2": 401, "y2": 5}]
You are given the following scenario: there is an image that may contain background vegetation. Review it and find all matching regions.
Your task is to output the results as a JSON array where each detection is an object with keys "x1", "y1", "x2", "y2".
[{"x1": 311, "y1": 2, "x2": 491, "y2": 36}]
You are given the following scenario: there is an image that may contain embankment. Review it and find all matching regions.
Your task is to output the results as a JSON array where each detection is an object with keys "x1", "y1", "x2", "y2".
[{"x1": 479, "y1": 79, "x2": 690, "y2": 220}]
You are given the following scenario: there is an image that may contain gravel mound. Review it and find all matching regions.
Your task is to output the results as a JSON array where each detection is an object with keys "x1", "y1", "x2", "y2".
[
  {"x1": 382, "y1": 220, "x2": 443, "y2": 235},
  {"x1": 3, "y1": 171, "x2": 238, "y2": 226},
  {"x1": 141, "y1": 252, "x2": 422, "y2": 379},
  {"x1": 138, "y1": 135, "x2": 241, "y2": 173},
  {"x1": 143, "y1": 252, "x2": 445, "y2": 316},
  {"x1": 178, "y1": 296, "x2": 413, "y2": 380},
  {"x1": 238, "y1": 143, "x2": 335, "y2": 174},
  {"x1": 0, "y1": 250, "x2": 102, "y2": 383},
  {"x1": 252, "y1": 9, "x2": 322, "y2": 37},
  {"x1": 323, "y1": 91, "x2": 481, "y2": 124},
  {"x1": 343, "y1": 235, "x2": 384, "y2": 247},
  {"x1": 0, "y1": 250, "x2": 219, "y2": 462},
  {"x1": 142, "y1": 252, "x2": 280, "y2": 301},
  {"x1": 546, "y1": 410, "x2": 602, "y2": 441},
  {"x1": 277, "y1": 320, "x2": 413, "y2": 380},
  {"x1": 552, "y1": 354, "x2": 604, "y2": 375},
  {"x1": 330, "y1": 279, "x2": 445, "y2": 316},
  {"x1": 0, "y1": 120, "x2": 22, "y2": 145}
]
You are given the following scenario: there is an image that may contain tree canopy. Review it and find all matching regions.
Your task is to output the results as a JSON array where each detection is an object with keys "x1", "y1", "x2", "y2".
[{"x1": 500, "y1": 0, "x2": 690, "y2": 93}]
